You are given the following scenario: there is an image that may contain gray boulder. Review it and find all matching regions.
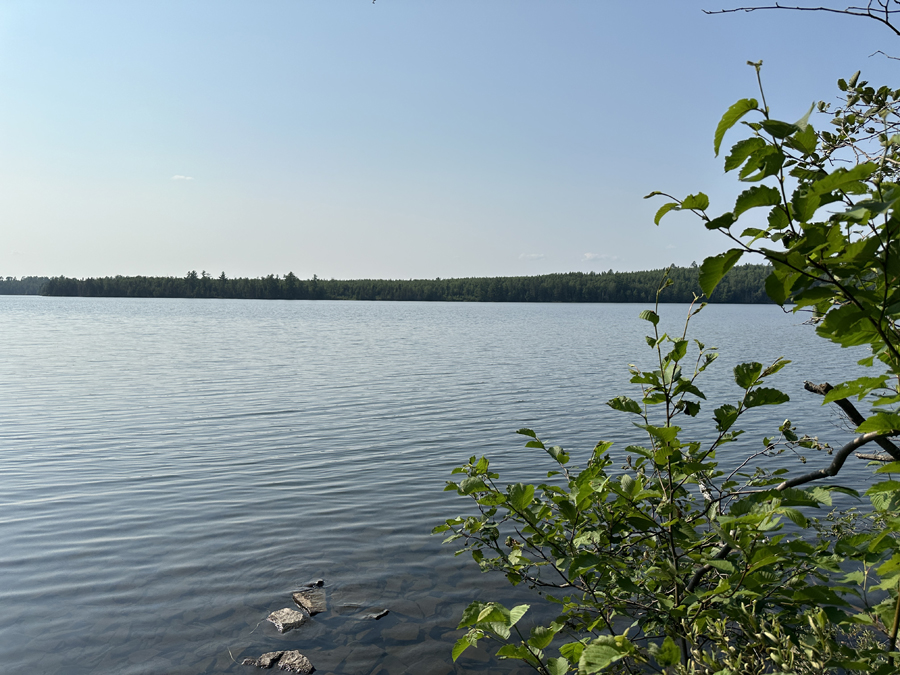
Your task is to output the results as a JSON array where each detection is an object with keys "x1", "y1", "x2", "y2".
[
  {"x1": 242, "y1": 650, "x2": 314, "y2": 673},
  {"x1": 292, "y1": 587, "x2": 326, "y2": 615},
  {"x1": 266, "y1": 607, "x2": 308, "y2": 633}
]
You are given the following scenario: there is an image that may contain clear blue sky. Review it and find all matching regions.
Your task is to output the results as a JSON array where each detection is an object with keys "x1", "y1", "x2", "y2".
[{"x1": 0, "y1": 1, "x2": 895, "y2": 279}]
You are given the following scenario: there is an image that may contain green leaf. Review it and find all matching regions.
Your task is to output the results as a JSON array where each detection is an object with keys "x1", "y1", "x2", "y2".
[
  {"x1": 608, "y1": 396, "x2": 642, "y2": 415},
  {"x1": 546, "y1": 657, "x2": 569, "y2": 675},
  {"x1": 655, "y1": 636, "x2": 681, "y2": 668},
  {"x1": 517, "y1": 428, "x2": 537, "y2": 439},
  {"x1": 858, "y1": 413, "x2": 900, "y2": 434},
  {"x1": 734, "y1": 185, "x2": 782, "y2": 218},
  {"x1": 560, "y1": 642, "x2": 585, "y2": 664},
  {"x1": 715, "y1": 98, "x2": 759, "y2": 156},
  {"x1": 714, "y1": 404, "x2": 739, "y2": 432},
  {"x1": 779, "y1": 506, "x2": 809, "y2": 528},
  {"x1": 734, "y1": 362, "x2": 763, "y2": 389},
  {"x1": 579, "y1": 644, "x2": 627, "y2": 674},
  {"x1": 767, "y1": 205, "x2": 789, "y2": 230},
  {"x1": 811, "y1": 163, "x2": 877, "y2": 197},
  {"x1": 705, "y1": 212, "x2": 736, "y2": 230},
  {"x1": 699, "y1": 249, "x2": 744, "y2": 298},
  {"x1": 760, "y1": 119, "x2": 800, "y2": 138},
  {"x1": 724, "y1": 137, "x2": 767, "y2": 172},
  {"x1": 508, "y1": 483, "x2": 535, "y2": 511},
  {"x1": 654, "y1": 202, "x2": 680, "y2": 225},
  {"x1": 528, "y1": 625, "x2": 557, "y2": 650},
  {"x1": 789, "y1": 123, "x2": 817, "y2": 154},
  {"x1": 508, "y1": 604, "x2": 529, "y2": 628},
  {"x1": 452, "y1": 636, "x2": 473, "y2": 661},
  {"x1": 707, "y1": 559, "x2": 736, "y2": 574},
  {"x1": 764, "y1": 268, "x2": 798, "y2": 305},
  {"x1": 823, "y1": 376, "x2": 889, "y2": 403},
  {"x1": 791, "y1": 187, "x2": 821, "y2": 223},
  {"x1": 639, "y1": 309, "x2": 659, "y2": 326},
  {"x1": 794, "y1": 102, "x2": 815, "y2": 131},
  {"x1": 744, "y1": 387, "x2": 790, "y2": 408},
  {"x1": 682, "y1": 192, "x2": 710, "y2": 210}
]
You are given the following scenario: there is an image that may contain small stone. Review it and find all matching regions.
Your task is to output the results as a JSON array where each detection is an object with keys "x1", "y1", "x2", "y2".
[
  {"x1": 266, "y1": 608, "x2": 308, "y2": 633},
  {"x1": 292, "y1": 587, "x2": 327, "y2": 615},
  {"x1": 364, "y1": 609, "x2": 389, "y2": 620},
  {"x1": 243, "y1": 651, "x2": 284, "y2": 668},
  {"x1": 277, "y1": 650, "x2": 315, "y2": 673}
]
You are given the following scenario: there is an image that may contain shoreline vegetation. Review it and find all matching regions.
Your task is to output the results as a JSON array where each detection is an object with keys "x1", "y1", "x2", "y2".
[{"x1": 1, "y1": 264, "x2": 771, "y2": 303}]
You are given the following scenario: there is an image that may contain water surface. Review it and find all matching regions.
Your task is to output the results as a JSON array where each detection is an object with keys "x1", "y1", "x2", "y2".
[{"x1": 0, "y1": 297, "x2": 871, "y2": 674}]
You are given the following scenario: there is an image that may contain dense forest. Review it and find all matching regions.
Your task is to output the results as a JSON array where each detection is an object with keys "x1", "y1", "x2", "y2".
[
  {"x1": 0, "y1": 276, "x2": 51, "y2": 295},
  {"x1": 10, "y1": 265, "x2": 773, "y2": 303}
]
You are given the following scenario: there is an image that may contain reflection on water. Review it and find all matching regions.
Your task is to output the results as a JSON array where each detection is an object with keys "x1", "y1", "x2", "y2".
[{"x1": 0, "y1": 297, "x2": 868, "y2": 673}]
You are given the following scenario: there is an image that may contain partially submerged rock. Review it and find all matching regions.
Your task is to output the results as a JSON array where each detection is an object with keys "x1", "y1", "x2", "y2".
[
  {"x1": 242, "y1": 651, "x2": 283, "y2": 668},
  {"x1": 242, "y1": 650, "x2": 314, "y2": 673},
  {"x1": 364, "y1": 609, "x2": 389, "y2": 620},
  {"x1": 292, "y1": 587, "x2": 327, "y2": 615},
  {"x1": 266, "y1": 607, "x2": 308, "y2": 633},
  {"x1": 278, "y1": 651, "x2": 315, "y2": 673}
]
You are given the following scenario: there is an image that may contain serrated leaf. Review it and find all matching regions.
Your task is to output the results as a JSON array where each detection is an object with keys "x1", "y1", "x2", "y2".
[
  {"x1": 734, "y1": 362, "x2": 764, "y2": 389},
  {"x1": 508, "y1": 483, "x2": 535, "y2": 511},
  {"x1": 725, "y1": 137, "x2": 767, "y2": 172},
  {"x1": 546, "y1": 657, "x2": 569, "y2": 675},
  {"x1": 791, "y1": 187, "x2": 821, "y2": 223},
  {"x1": 745, "y1": 387, "x2": 790, "y2": 408},
  {"x1": 579, "y1": 644, "x2": 627, "y2": 674},
  {"x1": 779, "y1": 506, "x2": 808, "y2": 528},
  {"x1": 452, "y1": 637, "x2": 472, "y2": 661},
  {"x1": 608, "y1": 396, "x2": 642, "y2": 415},
  {"x1": 811, "y1": 163, "x2": 877, "y2": 197},
  {"x1": 857, "y1": 413, "x2": 900, "y2": 434},
  {"x1": 699, "y1": 249, "x2": 744, "y2": 298},
  {"x1": 734, "y1": 185, "x2": 782, "y2": 218},
  {"x1": 707, "y1": 559, "x2": 736, "y2": 574},
  {"x1": 715, "y1": 98, "x2": 759, "y2": 156},
  {"x1": 682, "y1": 192, "x2": 710, "y2": 210},
  {"x1": 528, "y1": 625, "x2": 556, "y2": 650}
]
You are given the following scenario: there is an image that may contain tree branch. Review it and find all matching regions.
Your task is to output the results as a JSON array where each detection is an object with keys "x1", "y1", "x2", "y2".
[
  {"x1": 777, "y1": 430, "x2": 889, "y2": 489},
  {"x1": 687, "y1": 401, "x2": 896, "y2": 593},
  {"x1": 804, "y1": 381, "x2": 900, "y2": 460},
  {"x1": 703, "y1": 3, "x2": 900, "y2": 37}
]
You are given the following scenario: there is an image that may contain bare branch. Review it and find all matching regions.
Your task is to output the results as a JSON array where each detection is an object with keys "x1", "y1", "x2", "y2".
[
  {"x1": 804, "y1": 381, "x2": 900, "y2": 460},
  {"x1": 778, "y1": 430, "x2": 889, "y2": 489},
  {"x1": 703, "y1": 2, "x2": 900, "y2": 37},
  {"x1": 856, "y1": 452, "x2": 895, "y2": 460}
]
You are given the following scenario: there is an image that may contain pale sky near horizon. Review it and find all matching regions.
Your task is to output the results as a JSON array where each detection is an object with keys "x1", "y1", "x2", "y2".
[{"x1": 1, "y1": 1, "x2": 896, "y2": 280}]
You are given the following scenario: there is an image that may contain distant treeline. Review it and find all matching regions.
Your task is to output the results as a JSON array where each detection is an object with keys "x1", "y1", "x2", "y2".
[
  {"x1": 0, "y1": 276, "x2": 51, "y2": 295},
  {"x1": 26, "y1": 265, "x2": 773, "y2": 303}
]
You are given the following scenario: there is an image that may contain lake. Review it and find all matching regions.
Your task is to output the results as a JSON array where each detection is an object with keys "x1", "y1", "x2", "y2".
[{"x1": 0, "y1": 296, "x2": 872, "y2": 674}]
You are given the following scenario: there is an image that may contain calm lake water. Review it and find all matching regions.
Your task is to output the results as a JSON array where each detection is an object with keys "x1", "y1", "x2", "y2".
[{"x1": 0, "y1": 297, "x2": 872, "y2": 674}]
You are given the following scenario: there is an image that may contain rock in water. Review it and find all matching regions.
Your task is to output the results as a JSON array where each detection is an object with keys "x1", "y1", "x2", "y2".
[
  {"x1": 278, "y1": 651, "x2": 315, "y2": 673},
  {"x1": 292, "y1": 587, "x2": 326, "y2": 615},
  {"x1": 266, "y1": 607, "x2": 308, "y2": 633},
  {"x1": 241, "y1": 650, "x2": 314, "y2": 673},
  {"x1": 364, "y1": 609, "x2": 389, "y2": 620},
  {"x1": 242, "y1": 651, "x2": 284, "y2": 668}
]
